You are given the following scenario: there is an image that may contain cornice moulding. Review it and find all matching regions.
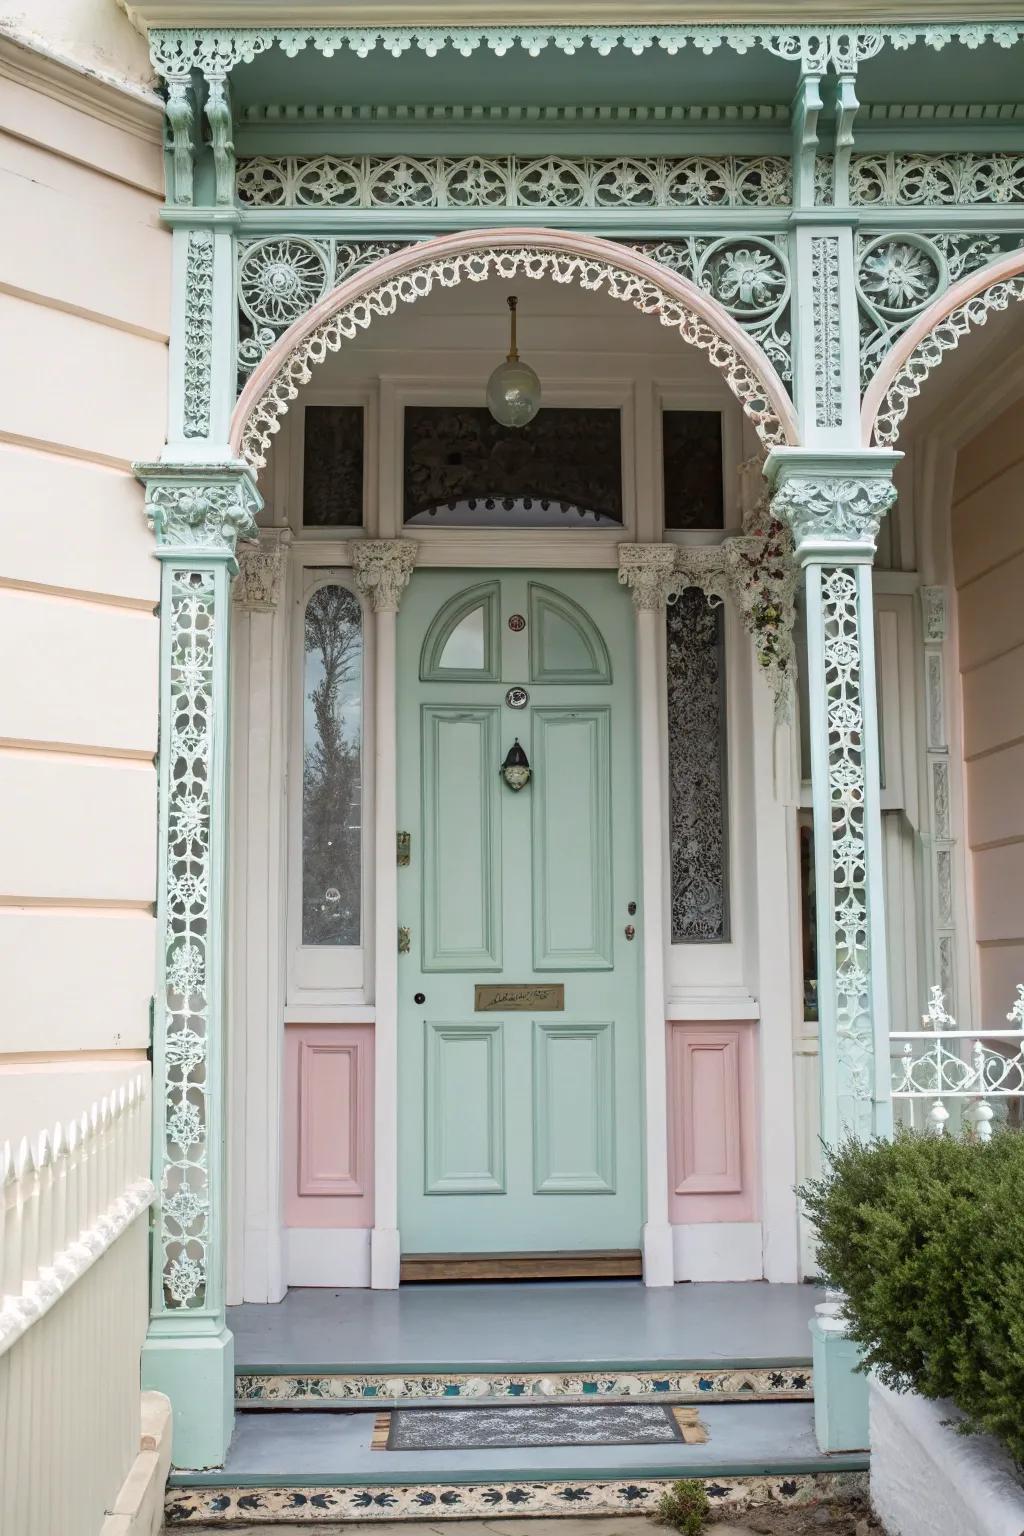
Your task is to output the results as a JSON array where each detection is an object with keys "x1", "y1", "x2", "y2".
[
  {"x1": 0, "y1": 23, "x2": 162, "y2": 141},
  {"x1": 119, "y1": 3, "x2": 1024, "y2": 25}
]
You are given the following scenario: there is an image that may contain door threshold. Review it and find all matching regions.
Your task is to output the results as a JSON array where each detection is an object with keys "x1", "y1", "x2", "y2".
[{"x1": 399, "y1": 1250, "x2": 643, "y2": 1282}]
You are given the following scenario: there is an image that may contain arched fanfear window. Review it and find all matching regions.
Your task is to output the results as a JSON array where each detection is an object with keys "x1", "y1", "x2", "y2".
[
  {"x1": 290, "y1": 573, "x2": 369, "y2": 997},
  {"x1": 402, "y1": 405, "x2": 624, "y2": 527}
]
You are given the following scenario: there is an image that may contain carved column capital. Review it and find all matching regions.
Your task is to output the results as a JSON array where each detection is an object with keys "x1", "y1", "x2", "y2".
[
  {"x1": 766, "y1": 449, "x2": 901, "y2": 564},
  {"x1": 234, "y1": 528, "x2": 291, "y2": 610},
  {"x1": 351, "y1": 539, "x2": 418, "y2": 613},
  {"x1": 136, "y1": 462, "x2": 262, "y2": 563},
  {"x1": 617, "y1": 544, "x2": 678, "y2": 611}
]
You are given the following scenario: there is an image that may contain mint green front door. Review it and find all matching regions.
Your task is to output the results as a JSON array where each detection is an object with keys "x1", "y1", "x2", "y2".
[{"x1": 397, "y1": 570, "x2": 643, "y2": 1256}]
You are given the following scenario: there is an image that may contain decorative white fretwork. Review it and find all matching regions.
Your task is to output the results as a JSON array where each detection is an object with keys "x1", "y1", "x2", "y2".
[
  {"x1": 872, "y1": 269, "x2": 1024, "y2": 445},
  {"x1": 856, "y1": 231, "x2": 1023, "y2": 390},
  {"x1": 149, "y1": 25, "x2": 1024, "y2": 81},
  {"x1": 812, "y1": 236, "x2": 843, "y2": 429},
  {"x1": 351, "y1": 539, "x2": 417, "y2": 613},
  {"x1": 616, "y1": 544, "x2": 678, "y2": 611},
  {"x1": 891, "y1": 985, "x2": 1024, "y2": 1138},
  {"x1": 236, "y1": 154, "x2": 792, "y2": 209},
  {"x1": 183, "y1": 230, "x2": 214, "y2": 439},
  {"x1": 850, "y1": 152, "x2": 1024, "y2": 206},
  {"x1": 234, "y1": 528, "x2": 291, "y2": 611},
  {"x1": 237, "y1": 245, "x2": 792, "y2": 472},
  {"x1": 141, "y1": 467, "x2": 260, "y2": 1317}
]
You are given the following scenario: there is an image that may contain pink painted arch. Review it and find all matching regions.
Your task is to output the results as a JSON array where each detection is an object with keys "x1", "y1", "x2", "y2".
[
  {"x1": 231, "y1": 228, "x2": 800, "y2": 473},
  {"x1": 862, "y1": 246, "x2": 1024, "y2": 448}
]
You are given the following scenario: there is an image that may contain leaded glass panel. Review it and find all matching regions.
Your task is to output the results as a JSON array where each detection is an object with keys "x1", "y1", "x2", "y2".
[
  {"x1": 667, "y1": 588, "x2": 729, "y2": 942},
  {"x1": 662, "y1": 410, "x2": 724, "y2": 530},
  {"x1": 403, "y1": 406, "x2": 623, "y2": 526},
  {"x1": 302, "y1": 584, "x2": 363, "y2": 945},
  {"x1": 303, "y1": 405, "x2": 365, "y2": 527}
]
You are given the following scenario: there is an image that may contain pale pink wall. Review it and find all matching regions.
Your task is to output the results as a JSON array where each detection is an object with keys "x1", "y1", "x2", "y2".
[
  {"x1": 284, "y1": 1025, "x2": 374, "y2": 1228},
  {"x1": 0, "y1": 35, "x2": 169, "y2": 1140},
  {"x1": 666, "y1": 1021, "x2": 759, "y2": 1223},
  {"x1": 952, "y1": 402, "x2": 1024, "y2": 1025}
]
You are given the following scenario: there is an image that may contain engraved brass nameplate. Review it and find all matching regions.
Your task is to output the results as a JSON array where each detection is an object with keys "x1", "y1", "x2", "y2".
[{"x1": 475, "y1": 984, "x2": 565, "y2": 1012}]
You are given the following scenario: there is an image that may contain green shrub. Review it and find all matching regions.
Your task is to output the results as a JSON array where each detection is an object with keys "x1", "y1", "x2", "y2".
[
  {"x1": 799, "y1": 1128, "x2": 1024, "y2": 1465},
  {"x1": 654, "y1": 1478, "x2": 710, "y2": 1534}
]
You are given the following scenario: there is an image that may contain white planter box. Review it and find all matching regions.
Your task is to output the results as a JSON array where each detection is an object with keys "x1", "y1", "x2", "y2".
[{"x1": 870, "y1": 1380, "x2": 1024, "y2": 1536}]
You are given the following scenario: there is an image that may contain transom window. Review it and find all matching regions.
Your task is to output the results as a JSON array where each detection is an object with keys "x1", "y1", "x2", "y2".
[{"x1": 402, "y1": 406, "x2": 623, "y2": 527}]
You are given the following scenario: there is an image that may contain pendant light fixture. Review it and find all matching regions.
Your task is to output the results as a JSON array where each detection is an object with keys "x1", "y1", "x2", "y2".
[{"x1": 486, "y1": 295, "x2": 542, "y2": 428}]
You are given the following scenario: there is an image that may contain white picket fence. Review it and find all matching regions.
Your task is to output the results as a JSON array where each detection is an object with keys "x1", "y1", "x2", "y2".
[{"x1": 0, "y1": 1075, "x2": 156, "y2": 1536}]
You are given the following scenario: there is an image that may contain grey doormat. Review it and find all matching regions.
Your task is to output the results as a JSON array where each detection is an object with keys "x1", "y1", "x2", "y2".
[{"x1": 375, "y1": 1402, "x2": 708, "y2": 1451}]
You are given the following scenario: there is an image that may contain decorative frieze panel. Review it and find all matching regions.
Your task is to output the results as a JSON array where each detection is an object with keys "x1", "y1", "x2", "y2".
[
  {"x1": 237, "y1": 243, "x2": 794, "y2": 471},
  {"x1": 871, "y1": 268, "x2": 1024, "y2": 446},
  {"x1": 236, "y1": 154, "x2": 792, "y2": 209},
  {"x1": 856, "y1": 231, "x2": 1023, "y2": 388},
  {"x1": 849, "y1": 153, "x2": 1024, "y2": 206},
  {"x1": 237, "y1": 238, "x2": 406, "y2": 384},
  {"x1": 236, "y1": 234, "x2": 795, "y2": 396},
  {"x1": 630, "y1": 237, "x2": 792, "y2": 381}
]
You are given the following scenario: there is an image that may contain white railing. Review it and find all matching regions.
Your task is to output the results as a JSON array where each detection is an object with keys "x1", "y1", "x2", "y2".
[
  {"x1": 891, "y1": 984, "x2": 1024, "y2": 1136},
  {"x1": 0, "y1": 1076, "x2": 156, "y2": 1536}
]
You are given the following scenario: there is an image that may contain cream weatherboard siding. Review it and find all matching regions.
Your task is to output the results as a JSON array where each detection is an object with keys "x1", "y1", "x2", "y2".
[
  {"x1": 0, "y1": 26, "x2": 169, "y2": 1140},
  {"x1": 952, "y1": 400, "x2": 1024, "y2": 1030}
]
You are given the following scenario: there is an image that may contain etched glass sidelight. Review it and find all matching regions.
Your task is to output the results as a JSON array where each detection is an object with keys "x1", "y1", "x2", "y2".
[
  {"x1": 302, "y1": 584, "x2": 363, "y2": 945},
  {"x1": 666, "y1": 588, "x2": 729, "y2": 943}
]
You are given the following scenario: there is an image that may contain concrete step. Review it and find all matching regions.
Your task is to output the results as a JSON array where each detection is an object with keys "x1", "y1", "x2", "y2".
[{"x1": 165, "y1": 1400, "x2": 866, "y2": 1526}]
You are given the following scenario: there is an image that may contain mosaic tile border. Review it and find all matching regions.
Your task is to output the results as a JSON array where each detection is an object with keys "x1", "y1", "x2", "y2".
[
  {"x1": 165, "y1": 1470, "x2": 867, "y2": 1524},
  {"x1": 235, "y1": 1366, "x2": 812, "y2": 1406}
]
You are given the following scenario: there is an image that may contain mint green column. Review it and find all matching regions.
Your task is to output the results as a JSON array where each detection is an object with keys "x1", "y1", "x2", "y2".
[
  {"x1": 768, "y1": 450, "x2": 898, "y2": 1450},
  {"x1": 135, "y1": 464, "x2": 261, "y2": 1470}
]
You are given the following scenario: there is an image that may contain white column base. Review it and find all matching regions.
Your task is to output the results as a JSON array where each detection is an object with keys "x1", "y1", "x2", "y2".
[
  {"x1": 242, "y1": 1224, "x2": 286, "y2": 1304},
  {"x1": 672, "y1": 1221, "x2": 764, "y2": 1282},
  {"x1": 370, "y1": 1225, "x2": 401, "y2": 1289},
  {"x1": 642, "y1": 1222, "x2": 675, "y2": 1287}
]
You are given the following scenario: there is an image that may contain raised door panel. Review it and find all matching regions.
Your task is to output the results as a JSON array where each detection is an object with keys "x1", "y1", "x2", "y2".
[
  {"x1": 533, "y1": 1021, "x2": 615, "y2": 1194},
  {"x1": 425, "y1": 1022, "x2": 505, "y2": 1195},
  {"x1": 531, "y1": 707, "x2": 613, "y2": 970},
  {"x1": 667, "y1": 1022, "x2": 758, "y2": 1224},
  {"x1": 528, "y1": 583, "x2": 612, "y2": 684},
  {"x1": 421, "y1": 705, "x2": 501, "y2": 971},
  {"x1": 298, "y1": 1040, "x2": 364, "y2": 1197}
]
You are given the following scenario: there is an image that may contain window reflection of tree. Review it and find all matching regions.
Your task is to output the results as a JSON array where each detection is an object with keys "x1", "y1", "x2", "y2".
[{"x1": 302, "y1": 586, "x2": 362, "y2": 946}]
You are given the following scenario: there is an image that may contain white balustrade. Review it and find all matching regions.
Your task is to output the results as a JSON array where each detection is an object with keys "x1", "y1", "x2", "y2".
[
  {"x1": 0, "y1": 1075, "x2": 156, "y2": 1536},
  {"x1": 890, "y1": 985, "x2": 1024, "y2": 1136}
]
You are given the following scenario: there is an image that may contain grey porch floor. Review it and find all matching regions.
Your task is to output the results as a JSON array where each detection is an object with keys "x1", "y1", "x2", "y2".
[
  {"x1": 228, "y1": 1282, "x2": 822, "y2": 1372},
  {"x1": 171, "y1": 1401, "x2": 863, "y2": 1486}
]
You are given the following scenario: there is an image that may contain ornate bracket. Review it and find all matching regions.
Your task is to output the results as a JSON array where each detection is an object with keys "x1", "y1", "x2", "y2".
[
  {"x1": 351, "y1": 539, "x2": 417, "y2": 613},
  {"x1": 204, "y1": 73, "x2": 235, "y2": 207},
  {"x1": 164, "y1": 73, "x2": 196, "y2": 207},
  {"x1": 136, "y1": 462, "x2": 262, "y2": 564},
  {"x1": 617, "y1": 545, "x2": 678, "y2": 611},
  {"x1": 234, "y1": 528, "x2": 291, "y2": 610}
]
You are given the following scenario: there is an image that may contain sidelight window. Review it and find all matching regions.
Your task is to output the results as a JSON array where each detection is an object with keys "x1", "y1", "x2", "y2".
[
  {"x1": 666, "y1": 588, "x2": 730, "y2": 943},
  {"x1": 301, "y1": 583, "x2": 364, "y2": 946}
]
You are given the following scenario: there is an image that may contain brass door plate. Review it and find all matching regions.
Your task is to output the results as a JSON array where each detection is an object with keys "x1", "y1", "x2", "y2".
[{"x1": 475, "y1": 983, "x2": 564, "y2": 1012}]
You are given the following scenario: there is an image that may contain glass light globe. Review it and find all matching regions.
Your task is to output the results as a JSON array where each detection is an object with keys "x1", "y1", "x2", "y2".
[{"x1": 486, "y1": 356, "x2": 542, "y2": 428}]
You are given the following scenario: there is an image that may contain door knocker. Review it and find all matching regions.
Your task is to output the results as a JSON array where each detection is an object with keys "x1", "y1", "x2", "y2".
[{"x1": 500, "y1": 738, "x2": 532, "y2": 792}]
